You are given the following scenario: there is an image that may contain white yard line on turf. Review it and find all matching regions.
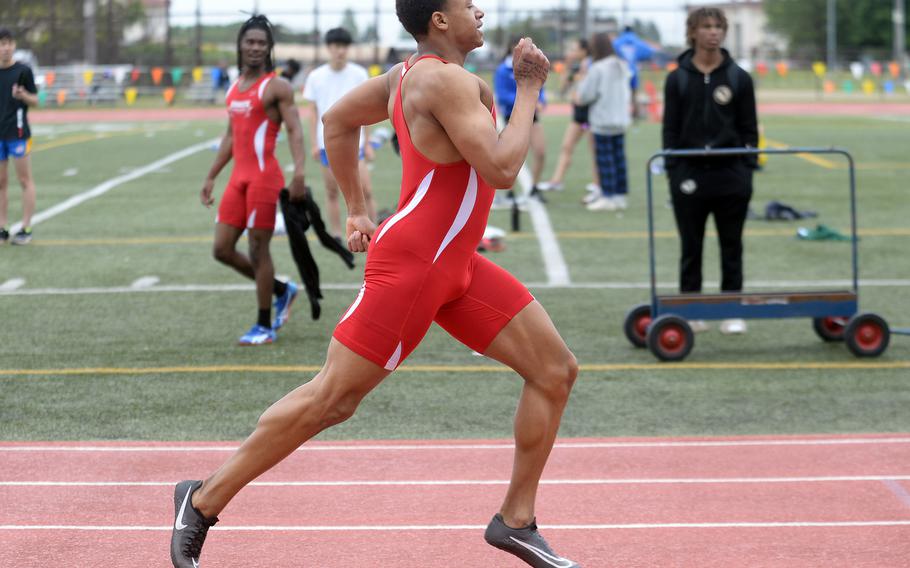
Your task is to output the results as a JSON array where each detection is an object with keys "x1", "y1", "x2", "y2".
[
  {"x1": 3, "y1": 475, "x2": 910, "y2": 488},
  {"x1": 2, "y1": 521, "x2": 910, "y2": 531},
  {"x1": 516, "y1": 165, "x2": 571, "y2": 286},
  {"x1": 9, "y1": 138, "x2": 219, "y2": 235},
  {"x1": 3, "y1": 279, "x2": 910, "y2": 297},
  {"x1": 2, "y1": 437, "x2": 910, "y2": 452}
]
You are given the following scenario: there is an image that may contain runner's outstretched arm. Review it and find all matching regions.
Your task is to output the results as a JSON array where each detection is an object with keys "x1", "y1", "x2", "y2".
[
  {"x1": 432, "y1": 38, "x2": 549, "y2": 188},
  {"x1": 322, "y1": 68, "x2": 398, "y2": 252}
]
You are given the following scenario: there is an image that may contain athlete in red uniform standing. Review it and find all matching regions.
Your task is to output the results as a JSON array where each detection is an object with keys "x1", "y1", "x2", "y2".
[
  {"x1": 171, "y1": 3, "x2": 581, "y2": 567},
  {"x1": 201, "y1": 15, "x2": 307, "y2": 346}
]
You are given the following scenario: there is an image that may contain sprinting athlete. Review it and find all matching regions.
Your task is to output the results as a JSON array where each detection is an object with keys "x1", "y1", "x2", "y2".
[
  {"x1": 0, "y1": 27, "x2": 39, "y2": 245},
  {"x1": 201, "y1": 15, "x2": 307, "y2": 345},
  {"x1": 171, "y1": 2, "x2": 581, "y2": 568}
]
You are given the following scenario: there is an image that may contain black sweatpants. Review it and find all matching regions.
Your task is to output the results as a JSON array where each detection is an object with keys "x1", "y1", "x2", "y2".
[{"x1": 668, "y1": 161, "x2": 753, "y2": 293}]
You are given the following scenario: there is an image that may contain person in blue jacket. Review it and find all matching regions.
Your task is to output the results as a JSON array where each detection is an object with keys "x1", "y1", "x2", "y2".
[
  {"x1": 494, "y1": 36, "x2": 547, "y2": 194},
  {"x1": 613, "y1": 26, "x2": 654, "y2": 119}
]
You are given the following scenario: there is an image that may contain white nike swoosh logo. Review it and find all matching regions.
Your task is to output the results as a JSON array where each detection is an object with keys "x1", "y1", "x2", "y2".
[
  {"x1": 192, "y1": 559, "x2": 199, "y2": 568},
  {"x1": 509, "y1": 536, "x2": 575, "y2": 567},
  {"x1": 175, "y1": 486, "x2": 193, "y2": 531}
]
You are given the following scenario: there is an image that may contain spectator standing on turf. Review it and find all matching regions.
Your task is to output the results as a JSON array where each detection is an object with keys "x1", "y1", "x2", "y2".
[
  {"x1": 537, "y1": 38, "x2": 599, "y2": 197},
  {"x1": 576, "y1": 32, "x2": 632, "y2": 212},
  {"x1": 304, "y1": 27, "x2": 377, "y2": 240},
  {"x1": 613, "y1": 25, "x2": 654, "y2": 120},
  {"x1": 0, "y1": 28, "x2": 39, "y2": 245},
  {"x1": 201, "y1": 15, "x2": 306, "y2": 346},
  {"x1": 494, "y1": 36, "x2": 547, "y2": 195},
  {"x1": 662, "y1": 7, "x2": 758, "y2": 335}
]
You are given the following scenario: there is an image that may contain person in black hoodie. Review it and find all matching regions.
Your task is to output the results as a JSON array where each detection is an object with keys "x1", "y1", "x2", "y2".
[{"x1": 662, "y1": 6, "x2": 758, "y2": 335}]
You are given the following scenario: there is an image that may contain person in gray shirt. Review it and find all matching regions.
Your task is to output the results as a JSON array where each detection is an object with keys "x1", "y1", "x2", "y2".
[{"x1": 576, "y1": 32, "x2": 632, "y2": 212}]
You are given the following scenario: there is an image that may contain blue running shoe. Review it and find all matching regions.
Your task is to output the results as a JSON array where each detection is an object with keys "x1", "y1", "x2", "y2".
[
  {"x1": 273, "y1": 281, "x2": 299, "y2": 330},
  {"x1": 238, "y1": 324, "x2": 276, "y2": 346}
]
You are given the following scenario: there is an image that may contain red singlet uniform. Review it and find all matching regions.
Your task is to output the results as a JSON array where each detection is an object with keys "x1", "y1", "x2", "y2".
[
  {"x1": 218, "y1": 72, "x2": 284, "y2": 231},
  {"x1": 333, "y1": 56, "x2": 534, "y2": 370}
]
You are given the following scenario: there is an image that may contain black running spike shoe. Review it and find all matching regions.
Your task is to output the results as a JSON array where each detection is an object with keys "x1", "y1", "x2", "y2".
[
  {"x1": 484, "y1": 513, "x2": 581, "y2": 568},
  {"x1": 170, "y1": 480, "x2": 218, "y2": 568}
]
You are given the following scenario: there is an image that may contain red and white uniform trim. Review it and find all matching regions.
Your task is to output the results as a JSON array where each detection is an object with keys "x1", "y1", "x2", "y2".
[
  {"x1": 217, "y1": 72, "x2": 284, "y2": 232},
  {"x1": 332, "y1": 56, "x2": 533, "y2": 371}
]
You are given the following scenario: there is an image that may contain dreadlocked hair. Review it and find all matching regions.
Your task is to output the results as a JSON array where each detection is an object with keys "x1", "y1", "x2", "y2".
[{"x1": 237, "y1": 14, "x2": 276, "y2": 72}]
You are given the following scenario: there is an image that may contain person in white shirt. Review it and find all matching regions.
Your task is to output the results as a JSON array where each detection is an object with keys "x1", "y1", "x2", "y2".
[
  {"x1": 303, "y1": 27, "x2": 377, "y2": 238},
  {"x1": 576, "y1": 32, "x2": 632, "y2": 212}
]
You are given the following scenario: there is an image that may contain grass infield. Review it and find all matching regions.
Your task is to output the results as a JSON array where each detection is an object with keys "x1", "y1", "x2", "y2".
[{"x1": 0, "y1": 112, "x2": 908, "y2": 440}]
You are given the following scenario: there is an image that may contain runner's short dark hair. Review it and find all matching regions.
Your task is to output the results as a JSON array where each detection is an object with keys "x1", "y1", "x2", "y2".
[
  {"x1": 396, "y1": 0, "x2": 448, "y2": 39},
  {"x1": 0, "y1": 28, "x2": 14, "y2": 42},
  {"x1": 325, "y1": 27, "x2": 353, "y2": 46}
]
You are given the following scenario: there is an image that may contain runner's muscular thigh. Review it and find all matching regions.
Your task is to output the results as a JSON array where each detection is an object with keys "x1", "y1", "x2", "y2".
[{"x1": 393, "y1": 62, "x2": 494, "y2": 164}]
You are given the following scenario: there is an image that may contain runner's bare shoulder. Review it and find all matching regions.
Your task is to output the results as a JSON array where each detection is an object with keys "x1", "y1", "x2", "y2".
[{"x1": 415, "y1": 62, "x2": 486, "y2": 116}]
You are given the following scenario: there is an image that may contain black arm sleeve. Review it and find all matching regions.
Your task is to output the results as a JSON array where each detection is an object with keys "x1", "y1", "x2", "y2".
[
  {"x1": 20, "y1": 66, "x2": 37, "y2": 94},
  {"x1": 662, "y1": 71, "x2": 682, "y2": 167},
  {"x1": 735, "y1": 70, "x2": 759, "y2": 167}
]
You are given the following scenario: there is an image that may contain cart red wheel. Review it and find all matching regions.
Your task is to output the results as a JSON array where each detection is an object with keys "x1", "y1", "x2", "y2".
[
  {"x1": 623, "y1": 303, "x2": 652, "y2": 348},
  {"x1": 813, "y1": 317, "x2": 847, "y2": 342},
  {"x1": 646, "y1": 315, "x2": 694, "y2": 362},
  {"x1": 845, "y1": 313, "x2": 890, "y2": 358}
]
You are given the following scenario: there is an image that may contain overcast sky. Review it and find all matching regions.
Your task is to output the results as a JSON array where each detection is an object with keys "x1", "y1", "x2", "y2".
[{"x1": 168, "y1": 0, "x2": 692, "y2": 45}]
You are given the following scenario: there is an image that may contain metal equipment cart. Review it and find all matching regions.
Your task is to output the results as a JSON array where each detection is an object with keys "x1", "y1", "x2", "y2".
[{"x1": 623, "y1": 147, "x2": 891, "y2": 361}]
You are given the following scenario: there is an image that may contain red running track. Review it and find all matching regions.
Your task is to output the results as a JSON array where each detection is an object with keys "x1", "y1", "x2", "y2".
[{"x1": 1, "y1": 434, "x2": 909, "y2": 567}]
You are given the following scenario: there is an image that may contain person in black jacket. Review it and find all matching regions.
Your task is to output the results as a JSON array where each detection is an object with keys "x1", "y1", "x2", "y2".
[{"x1": 662, "y1": 7, "x2": 758, "y2": 335}]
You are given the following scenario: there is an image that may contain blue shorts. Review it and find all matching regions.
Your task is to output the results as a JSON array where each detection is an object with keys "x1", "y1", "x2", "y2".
[
  {"x1": 0, "y1": 139, "x2": 31, "y2": 161},
  {"x1": 320, "y1": 148, "x2": 365, "y2": 167}
]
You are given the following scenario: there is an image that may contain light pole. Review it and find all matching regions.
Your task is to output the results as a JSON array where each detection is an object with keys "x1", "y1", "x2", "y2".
[
  {"x1": 374, "y1": 0, "x2": 380, "y2": 65},
  {"x1": 826, "y1": 0, "x2": 836, "y2": 70},
  {"x1": 164, "y1": 0, "x2": 173, "y2": 67},
  {"x1": 83, "y1": 0, "x2": 98, "y2": 64},
  {"x1": 313, "y1": 1, "x2": 320, "y2": 65},
  {"x1": 579, "y1": 0, "x2": 589, "y2": 41},
  {"x1": 194, "y1": 0, "x2": 202, "y2": 66},
  {"x1": 895, "y1": 0, "x2": 907, "y2": 69}
]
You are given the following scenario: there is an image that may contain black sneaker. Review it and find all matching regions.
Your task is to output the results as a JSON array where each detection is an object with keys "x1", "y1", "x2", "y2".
[
  {"x1": 10, "y1": 228, "x2": 31, "y2": 245},
  {"x1": 171, "y1": 480, "x2": 218, "y2": 568},
  {"x1": 484, "y1": 513, "x2": 581, "y2": 568},
  {"x1": 0, "y1": 228, "x2": 8, "y2": 243}
]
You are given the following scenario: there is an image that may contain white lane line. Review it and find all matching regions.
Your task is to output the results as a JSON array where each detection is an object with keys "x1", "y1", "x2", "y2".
[
  {"x1": 4, "y1": 476, "x2": 910, "y2": 488},
  {"x1": 516, "y1": 166, "x2": 571, "y2": 285},
  {"x1": 9, "y1": 138, "x2": 219, "y2": 235},
  {"x1": 2, "y1": 521, "x2": 909, "y2": 531},
  {"x1": 3, "y1": 279, "x2": 909, "y2": 297},
  {"x1": 0, "y1": 278, "x2": 25, "y2": 291},
  {"x1": 2, "y1": 437, "x2": 909, "y2": 452},
  {"x1": 129, "y1": 276, "x2": 160, "y2": 289}
]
